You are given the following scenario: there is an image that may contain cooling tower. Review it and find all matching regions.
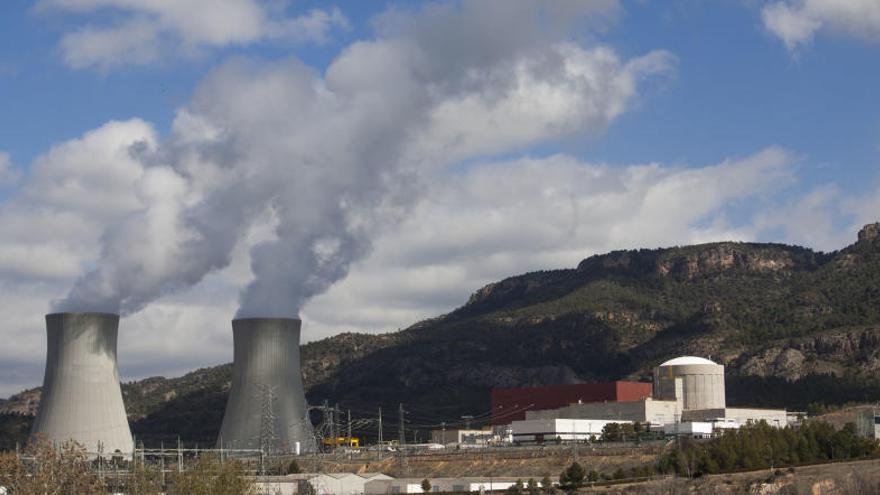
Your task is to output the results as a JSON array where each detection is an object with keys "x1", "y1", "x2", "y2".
[
  {"x1": 653, "y1": 356, "x2": 726, "y2": 411},
  {"x1": 30, "y1": 313, "x2": 134, "y2": 456},
  {"x1": 217, "y1": 318, "x2": 315, "y2": 453}
]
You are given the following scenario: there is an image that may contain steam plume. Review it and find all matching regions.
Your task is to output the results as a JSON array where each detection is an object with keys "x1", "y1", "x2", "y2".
[{"x1": 55, "y1": 1, "x2": 672, "y2": 318}]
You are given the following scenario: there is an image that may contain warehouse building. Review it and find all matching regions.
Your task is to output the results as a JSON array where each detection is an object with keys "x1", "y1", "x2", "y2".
[
  {"x1": 525, "y1": 397, "x2": 679, "y2": 424},
  {"x1": 491, "y1": 381, "x2": 652, "y2": 424},
  {"x1": 253, "y1": 472, "x2": 393, "y2": 495}
]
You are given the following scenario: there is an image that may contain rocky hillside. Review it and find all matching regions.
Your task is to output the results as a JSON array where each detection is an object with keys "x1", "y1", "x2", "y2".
[{"x1": 4, "y1": 223, "x2": 880, "y2": 447}]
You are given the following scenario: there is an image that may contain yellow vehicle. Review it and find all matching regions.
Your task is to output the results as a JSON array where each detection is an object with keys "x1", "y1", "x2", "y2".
[{"x1": 322, "y1": 436, "x2": 360, "y2": 448}]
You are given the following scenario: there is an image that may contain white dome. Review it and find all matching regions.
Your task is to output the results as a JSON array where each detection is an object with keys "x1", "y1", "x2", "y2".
[{"x1": 659, "y1": 356, "x2": 718, "y2": 366}]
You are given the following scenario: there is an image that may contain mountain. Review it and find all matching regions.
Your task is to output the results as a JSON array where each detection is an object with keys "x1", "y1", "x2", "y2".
[{"x1": 4, "y1": 223, "x2": 880, "y2": 447}]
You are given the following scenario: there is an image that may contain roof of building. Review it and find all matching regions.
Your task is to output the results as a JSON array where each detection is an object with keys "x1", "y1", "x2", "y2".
[
  {"x1": 360, "y1": 473, "x2": 393, "y2": 479},
  {"x1": 659, "y1": 356, "x2": 718, "y2": 366}
]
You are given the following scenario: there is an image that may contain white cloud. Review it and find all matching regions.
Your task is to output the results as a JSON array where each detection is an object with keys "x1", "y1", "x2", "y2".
[
  {"x1": 841, "y1": 180, "x2": 880, "y2": 234},
  {"x1": 753, "y1": 184, "x2": 842, "y2": 251},
  {"x1": 762, "y1": 0, "x2": 880, "y2": 50},
  {"x1": 0, "y1": 152, "x2": 21, "y2": 186},
  {"x1": 409, "y1": 45, "x2": 675, "y2": 163},
  {"x1": 301, "y1": 148, "x2": 798, "y2": 337},
  {"x1": 0, "y1": 120, "x2": 156, "y2": 283},
  {"x1": 37, "y1": 0, "x2": 350, "y2": 69}
]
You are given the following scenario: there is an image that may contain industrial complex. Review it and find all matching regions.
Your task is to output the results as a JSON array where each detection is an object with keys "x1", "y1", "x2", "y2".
[
  {"x1": 501, "y1": 356, "x2": 789, "y2": 444},
  {"x1": 27, "y1": 311, "x2": 793, "y2": 458},
  {"x1": 20, "y1": 311, "x2": 816, "y2": 495}
]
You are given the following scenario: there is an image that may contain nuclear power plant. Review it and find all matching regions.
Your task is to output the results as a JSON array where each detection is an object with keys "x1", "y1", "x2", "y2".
[
  {"x1": 217, "y1": 317, "x2": 315, "y2": 453},
  {"x1": 508, "y1": 355, "x2": 790, "y2": 443},
  {"x1": 30, "y1": 313, "x2": 134, "y2": 455}
]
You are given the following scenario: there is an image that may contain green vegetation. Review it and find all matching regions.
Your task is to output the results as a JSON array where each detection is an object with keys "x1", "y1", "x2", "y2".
[
  {"x1": 559, "y1": 461, "x2": 586, "y2": 489},
  {"x1": 0, "y1": 413, "x2": 31, "y2": 451},
  {"x1": 601, "y1": 422, "x2": 650, "y2": 442},
  {"x1": 657, "y1": 421, "x2": 879, "y2": 477}
]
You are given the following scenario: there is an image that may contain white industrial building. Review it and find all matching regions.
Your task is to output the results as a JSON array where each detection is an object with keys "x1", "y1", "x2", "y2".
[
  {"x1": 253, "y1": 472, "x2": 394, "y2": 495},
  {"x1": 663, "y1": 422, "x2": 714, "y2": 438},
  {"x1": 514, "y1": 356, "x2": 788, "y2": 438},
  {"x1": 364, "y1": 477, "x2": 555, "y2": 494},
  {"x1": 510, "y1": 418, "x2": 630, "y2": 444},
  {"x1": 682, "y1": 407, "x2": 788, "y2": 427}
]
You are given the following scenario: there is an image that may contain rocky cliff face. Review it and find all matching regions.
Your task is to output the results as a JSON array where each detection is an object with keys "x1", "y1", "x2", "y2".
[
  {"x1": 737, "y1": 327, "x2": 880, "y2": 380},
  {"x1": 655, "y1": 243, "x2": 806, "y2": 279},
  {"x1": 0, "y1": 389, "x2": 40, "y2": 416}
]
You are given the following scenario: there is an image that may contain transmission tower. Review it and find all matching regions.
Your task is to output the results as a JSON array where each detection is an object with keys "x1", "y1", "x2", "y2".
[{"x1": 258, "y1": 384, "x2": 279, "y2": 456}]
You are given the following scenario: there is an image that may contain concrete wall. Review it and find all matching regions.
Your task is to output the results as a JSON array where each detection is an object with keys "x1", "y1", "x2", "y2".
[
  {"x1": 217, "y1": 318, "x2": 315, "y2": 452},
  {"x1": 30, "y1": 313, "x2": 133, "y2": 456}
]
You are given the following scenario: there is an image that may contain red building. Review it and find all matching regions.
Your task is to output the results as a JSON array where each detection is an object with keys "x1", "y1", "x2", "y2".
[{"x1": 490, "y1": 382, "x2": 653, "y2": 425}]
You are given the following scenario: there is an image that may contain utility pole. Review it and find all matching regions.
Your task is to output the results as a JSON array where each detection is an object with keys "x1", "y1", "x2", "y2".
[
  {"x1": 398, "y1": 403, "x2": 408, "y2": 473},
  {"x1": 334, "y1": 403, "x2": 342, "y2": 454},
  {"x1": 347, "y1": 409, "x2": 352, "y2": 447},
  {"x1": 329, "y1": 401, "x2": 336, "y2": 449},
  {"x1": 398, "y1": 403, "x2": 406, "y2": 449},
  {"x1": 160, "y1": 441, "x2": 166, "y2": 488},
  {"x1": 378, "y1": 406, "x2": 383, "y2": 445},
  {"x1": 321, "y1": 399, "x2": 330, "y2": 451}
]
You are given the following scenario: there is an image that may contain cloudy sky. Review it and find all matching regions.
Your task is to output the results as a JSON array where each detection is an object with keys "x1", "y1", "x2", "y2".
[{"x1": 1, "y1": 0, "x2": 879, "y2": 397}]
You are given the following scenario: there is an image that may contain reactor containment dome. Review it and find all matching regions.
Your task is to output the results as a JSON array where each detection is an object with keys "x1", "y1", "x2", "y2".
[
  {"x1": 217, "y1": 318, "x2": 316, "y2": 453},
  {"x1": 653, "y1": 355, "x2": 725, "y2": 411},
  {"x1": 30, "y1": 313, "x2": 134, "y2": 456}
]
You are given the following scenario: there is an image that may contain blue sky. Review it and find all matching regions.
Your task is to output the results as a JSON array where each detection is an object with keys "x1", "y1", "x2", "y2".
[
  {"x1": 1, "y1": 0, "x2": 880, "y2": 394},
  {"x1": 3, "y1": 1, "x2": 879, "y2": 195}
]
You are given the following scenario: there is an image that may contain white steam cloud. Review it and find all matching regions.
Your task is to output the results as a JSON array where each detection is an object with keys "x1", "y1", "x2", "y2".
[{"x1": 54, "y1": 0, "x2": 674, "y2": 318}]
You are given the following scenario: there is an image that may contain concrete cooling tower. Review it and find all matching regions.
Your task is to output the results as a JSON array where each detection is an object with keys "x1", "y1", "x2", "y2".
[
  {"x1": 217, "y1": 318, "x2": 315, "y2": 453},
  {"x1": 653, "y1": 356, "x2": 726, "y2": 411},
  {"x1": 30, "y1": 313, "x2": 134, "y2": 456}
]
